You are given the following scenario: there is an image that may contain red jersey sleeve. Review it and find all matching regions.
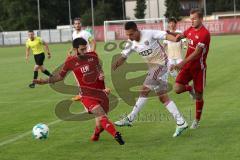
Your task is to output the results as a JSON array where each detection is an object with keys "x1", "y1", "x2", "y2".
[
  {"x1": 197, "y1": 32, "x2": 210, "y2": 49},
  {"x1": 59, "y1": 57, "x2": 72, "y2": 78}
]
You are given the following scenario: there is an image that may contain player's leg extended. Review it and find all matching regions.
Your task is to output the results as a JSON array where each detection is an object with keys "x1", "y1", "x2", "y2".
[
  {"x1": 175, "y1": 68, "x2": 196, "y2": 99},
  {"x1": 29, "y1": 65, "x2": 39, "y2": 88},
  {"x1": 91, "y1": 117, "x2": 104, "y2": 141},
  {"x1": 114, "y1": 85, "x2": 150, "y2": 127},
  {"x1": 191, "y1": 69, "x2": 206, "y2": 129},
  {"x1": 191, "y1": 92, "x2": 204, "y2": 129},
  {"x1": 157, "y1": 92, "x2": 188, "y2": 137},
  {"x1": 168, "y1": 59, "x2": 178, "y2": 79},
  {"x1": 39, "y1": 65, "x2": 52, "y2": 77},
  {"x1": 91, "y1": 105, "x2": 125, "y2": 145}
]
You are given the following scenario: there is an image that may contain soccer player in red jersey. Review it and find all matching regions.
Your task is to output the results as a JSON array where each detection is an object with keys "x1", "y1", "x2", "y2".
[
  {"x1": 33, "y1": 38, "x2": 125, "y2": 145},
  {"x1": 170, "y1": 9, "x2": 211, "y2": 129}
]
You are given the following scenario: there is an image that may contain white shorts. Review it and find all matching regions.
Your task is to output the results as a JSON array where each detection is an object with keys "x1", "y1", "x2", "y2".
[
  {"x1": 143, "y1": 65, "x2": 168, "y2": 94},
  {"x1": 168, "y1": 58, "x2": 183, "y2": 66},
  {"x1": 167, "y1": 58, "x2": 183, "y2": 78}
]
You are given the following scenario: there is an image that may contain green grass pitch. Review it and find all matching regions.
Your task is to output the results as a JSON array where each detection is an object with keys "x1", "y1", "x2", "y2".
[{"x1": 0, "y1": 35, "x2": 240, "y2": 160}]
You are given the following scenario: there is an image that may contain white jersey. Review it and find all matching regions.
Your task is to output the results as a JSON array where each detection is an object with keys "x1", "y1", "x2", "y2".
[
  {"x1": 121, "y1": 30, "x2": 168, "y2": 69},
  {"x1": 72, "y1": 30, "x2": 93, "y2": 51},
  {"x1": 163, "y1": 29, "x2": 184, "y2": 59}
]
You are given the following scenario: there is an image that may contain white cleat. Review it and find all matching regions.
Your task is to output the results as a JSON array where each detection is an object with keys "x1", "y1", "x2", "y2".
[
  {"x1": 173, "y1": 121, "x2": 188, "y2": 137},
  {"x1": 190, "y1": 119, "x2": 200, "y2": 129},
  {"x1": 189, "y1": 87, "x2": 196, "y2": 100},
  {"x1": 114, "y1": 117, "x2": 132, "y2": 127}
]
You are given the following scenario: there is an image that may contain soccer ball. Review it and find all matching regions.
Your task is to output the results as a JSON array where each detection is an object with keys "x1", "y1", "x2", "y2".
[{"x1": 32, "y1": 123, "x2": 49, "y2": 139}]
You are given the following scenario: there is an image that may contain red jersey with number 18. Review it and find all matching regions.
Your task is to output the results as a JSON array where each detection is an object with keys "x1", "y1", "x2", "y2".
[{"x1": 59, "y1": 52, "x2": 105, "y2": 90}]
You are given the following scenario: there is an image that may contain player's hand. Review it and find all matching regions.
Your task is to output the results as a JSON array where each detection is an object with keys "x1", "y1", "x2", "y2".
[
  {"x1": 172, "y1": 62, "x2": 184, "y2": 71},
  {"x1": 47, "y1": 53, "x2": 51, "y2": 59},
  {"x1": 25, "y1": 56, "x2": 29, "y2": 63},
  {"x1": 169, "y1": 64, "x2": 175, "y2": 71},
  {"x1": 33, "y1": 78, "x2": 48, "y2": 85},
  {"x1": 98, "y1": 72, "x2": 104, "y2": 80},
  {"x1": 103, "y1": 88, "x2": 111, "y2": 95},
  {"x1": 176, "y1": 34, "x2": 182, "y2": 42}
]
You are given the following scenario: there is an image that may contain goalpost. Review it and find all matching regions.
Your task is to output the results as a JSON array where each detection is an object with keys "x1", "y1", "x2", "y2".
[{"x1": 104, "y1": 18, "x2": 167, "y2": 42}]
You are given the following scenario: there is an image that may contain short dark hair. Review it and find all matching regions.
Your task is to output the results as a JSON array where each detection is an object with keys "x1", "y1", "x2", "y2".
[
  {"x1": 190, "y1": 8, "x2": 203, "y2": 18},
  {"x1": 28, "y1": 30, "x2": 34, "y2": 33},
  {"x1": 168, "y1": 17, "x2": 177, "y2": 24},
  {"x1": 73, "y1": 17, "x2": 81, "y2": 23},
  {"x1": 72, "y1": 38, "x2": 87, "y2": 48},
  {"x1": 124, "y1": 21, "x2": 137, "y2": 30}
]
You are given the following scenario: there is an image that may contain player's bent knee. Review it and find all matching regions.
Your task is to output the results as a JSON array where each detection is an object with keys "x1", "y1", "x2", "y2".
[
  {"x1": 174, "y1": 83, "x2": 184, "y2": 94},
  {"x1": 158, "y1": 93, "x2": 170, "y2": 104},
  {"x1": 91, "y1": 105, "x2": 106, "y2": 117},
  {"x1": 140, "y1": 86, "x2": 151, "y2": 97}
]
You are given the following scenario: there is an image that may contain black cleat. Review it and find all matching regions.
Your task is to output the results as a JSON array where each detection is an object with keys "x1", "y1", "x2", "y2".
[
  {"x1": 114, "y1": 132, "x2": 125, "y2": 145},
  {"x1": 29, "y1": 83, "x2": 35, "y2": 88}
]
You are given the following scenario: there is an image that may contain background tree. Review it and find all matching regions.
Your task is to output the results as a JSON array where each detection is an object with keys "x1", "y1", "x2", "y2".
[
  {"x1": 164, "y1": 0, "x2": 181, "y2": 20},
  {"x1": 134, "y1": 0, "x2": 146, "y2": 19}
]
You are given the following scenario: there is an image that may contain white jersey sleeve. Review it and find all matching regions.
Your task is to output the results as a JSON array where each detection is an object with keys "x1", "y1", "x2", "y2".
[
  {"x1": 151, "y1": 30, "x2": 167, "y2": 40},
  {"x1": 121, "y1": 41, "x2": 134, "y2": 58}
]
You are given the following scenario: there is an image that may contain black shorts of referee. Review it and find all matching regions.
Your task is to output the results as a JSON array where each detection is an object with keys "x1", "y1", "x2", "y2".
[{"x1": 34, "y1": 52, "x2": 45, "y2": 66}]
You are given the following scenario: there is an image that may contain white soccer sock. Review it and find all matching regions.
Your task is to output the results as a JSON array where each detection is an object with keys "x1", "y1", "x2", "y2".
[
  {"x1": 165, "y1": 101, "x2": 185, "y2": 125},
  {"x1": 127, "y1": 97, "x2": 148, "y2": 122}
]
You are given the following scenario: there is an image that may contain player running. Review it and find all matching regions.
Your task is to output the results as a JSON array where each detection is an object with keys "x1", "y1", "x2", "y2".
[
  {"x1": 170, "y1": 9, "x2": 211, "y2": 129},
  {"x1": 71, "y1": 17, "x2": 97, "y2": 101},
  {"x1": 163, "y1": 17, "x2": 186, "y2": 79},
  {"x1": 33, "y1": 38, "x2": 125, "y2": 145},
  {"x1": 72, "y1": 17, "x2": 96, "y2": 51},
  {"x1": 112, "y1": 21, "x2": 188, "y2": 137},
  {"x1": 25, "y1": 30, "x2": 52, "y2": 88}
]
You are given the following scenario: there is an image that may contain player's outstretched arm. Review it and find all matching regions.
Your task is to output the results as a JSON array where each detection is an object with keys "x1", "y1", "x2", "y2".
[
  {"x1": 43, "y1": 41, "x2": 51, "y2": 59},
  {"x1": 33, "y1": 74, "x2": 64, "y2": 85},
  {"x1": 90, "y1": 39, "x2": 97, "y2": 52},
  {"x1": 25, "y1": 47, "x2": 30, "y2": 63},
  {"x1": 166, "y1": 34, "x2": 184, "y2": 42},
  {"x1": 170, "y1": 45, "x2": 203, "y2": 71},
  {"x1": 112, "y1": 55, "x2": 127, "y2": 71}
]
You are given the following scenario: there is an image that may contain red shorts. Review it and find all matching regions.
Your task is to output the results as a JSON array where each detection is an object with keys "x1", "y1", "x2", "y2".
[
  {"x1": 176, "y1": 67, "x2": 206, "y2": 93},
  {"x1": 80, "y1": 96, "x2": 109, "y2": 114}
]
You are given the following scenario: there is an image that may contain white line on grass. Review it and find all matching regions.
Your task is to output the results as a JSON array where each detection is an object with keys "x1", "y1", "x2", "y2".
[{"x1": 0, "y1": 98, "x2": 122, "y2": 147}]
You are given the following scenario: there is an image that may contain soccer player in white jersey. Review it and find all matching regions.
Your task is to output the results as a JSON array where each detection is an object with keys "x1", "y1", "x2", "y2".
[
  {"x1": 112, "y1": 21, "x2": 188, "y2": 137},
  {"x1": 163, "y1": 18, "x2": 186, "y2": 79},
  {"x1": 72, "y1": 17, "x2": 96, "y2": 51},
  {"x1": 71, "y1": 18, "x2": 97, "y2": 101}
]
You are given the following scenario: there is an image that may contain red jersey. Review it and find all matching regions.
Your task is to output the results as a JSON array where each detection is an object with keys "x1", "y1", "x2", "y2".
[
  {"x1": 59, "y1": 52, "x2": 105, "y2": 92},
  {"x1": 183, "y1": 25, "x2": 210, "y2": 70}
]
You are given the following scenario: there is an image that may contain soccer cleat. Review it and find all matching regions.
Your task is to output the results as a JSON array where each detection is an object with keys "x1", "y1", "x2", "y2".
[
  {"x1": 29, "y1": 83, "x2": 35, "y2": 88},
  {"x1": 114, "y1": 132, "x2": 125, "y2": 145},
  {"x1": 71, "y1": 95, "x2": 82, "y2": 101},
  {"x1": 173, "y1": 121, "x2": 188, "y2": 137},
  {"x1": 91, "y1": 134, "x2": 100, "y2": 141},
  {"x1": 114, "y1": 117, "x2": 132, "y2": 127},
  {"x1": 189, "y1": 87, "x2": 196, "y2": 100},
  {"x1": 190, "y1": 119, "x2": 200, "y2": 129}
]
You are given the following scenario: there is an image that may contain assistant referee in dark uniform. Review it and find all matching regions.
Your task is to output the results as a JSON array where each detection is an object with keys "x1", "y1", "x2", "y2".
[{"x1": 25, "y1": 30, "x2": 52, "y2": 88}]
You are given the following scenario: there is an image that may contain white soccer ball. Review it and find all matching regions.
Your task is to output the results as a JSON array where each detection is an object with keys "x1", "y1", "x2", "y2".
[{"x1": 32, "y1": 123, "x2": 49, "y2": 139}]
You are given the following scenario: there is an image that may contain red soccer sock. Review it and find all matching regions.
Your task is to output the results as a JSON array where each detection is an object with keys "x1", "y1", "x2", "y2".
[
  {"x1": 94, "y1": 126, "x2": 104, "y2": 136},
  {"x1": 196, "y1": 100, "x2": 204, "y2": 121},
  {"x1": 185, "y1": 85, "x2": 193, "y2": 92},
  {"x1": 100, "y1": 116, "x2": 117, "y2": 137}
]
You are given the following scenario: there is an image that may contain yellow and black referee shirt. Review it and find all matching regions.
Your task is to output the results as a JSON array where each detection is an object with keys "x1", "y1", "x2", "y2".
[{"x1": 26, "y1": 37, "x2": 45, "y2": 55}]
